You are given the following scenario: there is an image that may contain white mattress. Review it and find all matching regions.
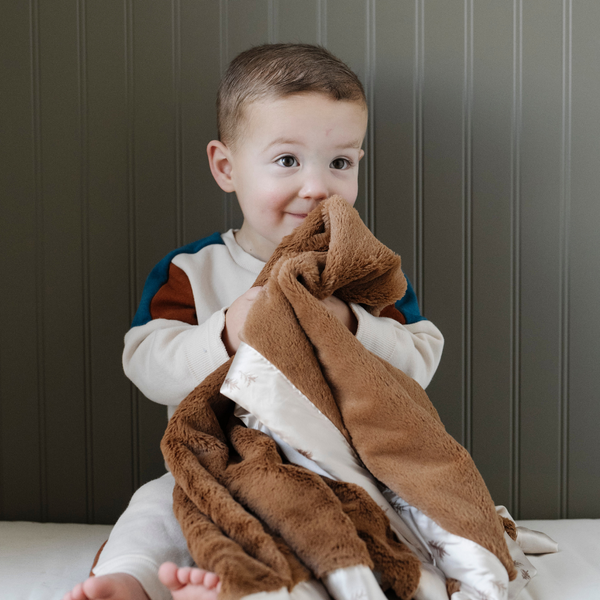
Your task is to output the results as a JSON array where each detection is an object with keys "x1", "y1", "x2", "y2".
[
  {"x1": 0, "y1": 521, "x2": 113, "y2": 600},
  {"x1": 0, "y1": 519, "x2": 599, "y2": 600},
  {"x1": 516, "y1": 519, "x2": 600, "y2": 600}
]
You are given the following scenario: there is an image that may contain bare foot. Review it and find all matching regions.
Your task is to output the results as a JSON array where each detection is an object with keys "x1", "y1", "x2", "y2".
[
  {"x1": 158, "y1": 562, "x2": 222, "y2": 600},
  {"x1": 63, "y1": 573, "x2": 150, "y2": 600}
]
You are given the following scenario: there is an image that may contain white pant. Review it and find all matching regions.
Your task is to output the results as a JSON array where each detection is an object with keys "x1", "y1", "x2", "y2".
[
  {"x1": 91, "y1": 473, "x2": 380, "y2": 600},
  {"x1": 93, "y1": 473, "x2": 192, "y2": 600}
]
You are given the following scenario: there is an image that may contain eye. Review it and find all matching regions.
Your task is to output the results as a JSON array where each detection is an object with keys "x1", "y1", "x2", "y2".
[
  {"x1": 276, "y1": 155, "x2": 299, "y2": 168},
  {"x1": 330, "y1": 158, "x2": 351, "y2": 170}
]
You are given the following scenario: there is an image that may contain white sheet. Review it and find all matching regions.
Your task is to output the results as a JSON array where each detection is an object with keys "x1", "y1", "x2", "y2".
[
  {"x1": 0, "y1": 519, "x2": 598, "y2": 600},
  {"x1": 515, "y1": 519, "x2": 600, "y2": 600},
  {"x1": 0, "y1": 521, "x2": 112, "y2": 600}
]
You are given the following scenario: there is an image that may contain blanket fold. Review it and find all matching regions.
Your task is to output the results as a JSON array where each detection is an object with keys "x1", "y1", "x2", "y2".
[{"x1": 162, "y1": 196, "x2": 517, "y2": 600}]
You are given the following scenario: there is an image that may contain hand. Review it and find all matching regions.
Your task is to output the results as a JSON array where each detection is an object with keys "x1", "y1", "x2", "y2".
[
  {"x1": 222, "y1": 286, "x2": 263, "y2": 356},
  {"x1": 320, "y1": 295, "x2": 358, "y2": 335}
]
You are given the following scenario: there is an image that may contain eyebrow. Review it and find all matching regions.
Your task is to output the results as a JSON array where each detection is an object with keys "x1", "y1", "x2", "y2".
[
  {"x1": 264, "y1": 137, "x2": 364, "y2": 151},
  {"x1": 339, "y1": 139, "x2": 364, "y2": 150}
]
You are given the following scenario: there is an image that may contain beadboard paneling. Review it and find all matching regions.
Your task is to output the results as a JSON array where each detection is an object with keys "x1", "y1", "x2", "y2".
[
  {"x1": 1, "y1": 0, "x2": 598, "y2": 523},
  {"x1": 470, "y1": 0, "x2": 515, "y2": 511},
  {"x1": 0, "y1": 0, "x2": 43, "y2": 521},
  {"x1": 37, "y1": 0, "x2": 88, "y2": 523},
  {"x1": 420, "y1": 0, "x2": 469, "y2": 449},
  {"x1": 568, "y1": 0, "x2": 600, "y2": 518},
  {"x1": 85, "y1": 0, "x2": 135, "y2": 523}
]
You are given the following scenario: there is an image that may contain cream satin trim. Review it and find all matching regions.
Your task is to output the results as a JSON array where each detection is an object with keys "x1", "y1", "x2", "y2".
[
  {"x1": 496, "y1": 506, "x2": 559, "y2": 554},
  {"x1": 240, "y1": 587, "x2": 289, "y2": 600},
  {"x1": 224, "y1": 343, "x2": 427, "y2": 560},
  {"x1": 223, "y1": 343, "x2": 542, "y2": 600},
  {"x1": 323, "y1": 565, "x2": 387, "y2": 600},
  {"x1": 240, "y1": 581, "x2": 330, "y2": 600}
]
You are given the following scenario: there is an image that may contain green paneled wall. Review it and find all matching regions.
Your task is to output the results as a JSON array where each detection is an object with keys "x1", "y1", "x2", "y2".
[{"x1": 0, "y1": 0, "x2": 598, "y2": 524}]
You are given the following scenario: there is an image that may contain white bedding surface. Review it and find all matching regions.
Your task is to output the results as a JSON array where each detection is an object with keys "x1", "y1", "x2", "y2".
[
  {"x1": 517, "y1": 519, "x2": 600, "y2": 600},
  {"x1": 0, "y1": 521, "x2": 113, "y2": 600},
  {"x1": 0, "y1": 519, "x2": 598, "y2": 600}
]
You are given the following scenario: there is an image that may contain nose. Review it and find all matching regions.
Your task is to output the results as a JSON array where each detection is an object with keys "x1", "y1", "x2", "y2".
[{"x1": 299, "y1": 167, "x2": 329, "y2": 202}]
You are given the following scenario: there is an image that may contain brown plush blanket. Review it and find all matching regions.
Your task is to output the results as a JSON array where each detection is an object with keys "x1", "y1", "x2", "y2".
[{"x1": 161, "y1": 196, "x2": 516, "y2": 599}]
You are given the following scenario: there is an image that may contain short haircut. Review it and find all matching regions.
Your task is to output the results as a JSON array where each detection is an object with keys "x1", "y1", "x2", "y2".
[{"x1": 217, "y1": 43, "x2": 366, "y2": 148}]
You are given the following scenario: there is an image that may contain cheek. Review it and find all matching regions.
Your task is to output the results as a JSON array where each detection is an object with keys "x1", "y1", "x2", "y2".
[
  {"x1": 260, "y1": 189, "x2": 293, "y2": 213},
  {"x1": 339, "y1": 178, "x2": 359, "y2": 206}
]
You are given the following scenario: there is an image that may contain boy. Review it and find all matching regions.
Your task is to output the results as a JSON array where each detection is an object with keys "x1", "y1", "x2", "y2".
[{"x1": 64, "y1": 43, "x2": 443, "y2": 600}]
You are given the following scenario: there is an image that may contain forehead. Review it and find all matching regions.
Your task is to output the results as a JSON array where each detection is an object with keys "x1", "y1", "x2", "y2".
[{"x1": 237, "y1": 93, "x2": 368, "y2": 148}]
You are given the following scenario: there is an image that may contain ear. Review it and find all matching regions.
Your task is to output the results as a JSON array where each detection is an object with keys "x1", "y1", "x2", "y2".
[{"x1": 207, "y1": 140, "x2": 235, "y2": 193}]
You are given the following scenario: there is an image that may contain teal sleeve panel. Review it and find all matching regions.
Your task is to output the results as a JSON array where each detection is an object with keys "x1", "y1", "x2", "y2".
[
  {"x1": 131, "y1": 232, "x2": 225, "y2": 328},
  {"x1": 395, "y1": 275, "x2": 426, "y2": 324}
]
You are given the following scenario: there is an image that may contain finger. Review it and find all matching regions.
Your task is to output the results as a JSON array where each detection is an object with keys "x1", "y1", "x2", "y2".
[
  {"x1": 246, "y1": 286, "x2": 263, "y2": 299},
  {"x1": 319, "y1": 296, "x2": 336, "y2": 310}
]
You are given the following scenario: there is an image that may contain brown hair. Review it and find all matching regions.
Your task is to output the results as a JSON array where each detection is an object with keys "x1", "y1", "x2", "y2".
[{"x1": 217, "y1": 43, "x2": 366, "y2": 148}]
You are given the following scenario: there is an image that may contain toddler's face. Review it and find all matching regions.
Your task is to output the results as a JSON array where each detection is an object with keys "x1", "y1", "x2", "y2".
[{"x1": 221, "y1": 93, "x2": 367, "y2": 261}]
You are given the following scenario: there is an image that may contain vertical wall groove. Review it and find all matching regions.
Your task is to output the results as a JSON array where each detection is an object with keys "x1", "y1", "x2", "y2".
[
  {"x1": 268, "y1": 0, "x2": 279, "y2": 43},
  {"x1": 172, "y1": 0, "x2": 183, "y2": 247},
  {"x1": 77, "y1": 0, "x2": 94, "y2": 523},
  {"x1": 317, "y1": 0, "x2": 327, "y2": 47},
  {"x1": 365, "y1": 0, "x2": 376, "y2": 233},
  {"x1": 0, "y1": 298, "x2": 2, "y2": 512},
  {"x1": 125, "y1": 0, "x2": 139, "y2": 491},
  {"x1": 219, "y1": 0, "x2": 228, "y2": 76},
  {"x1": 510, "y1": 0, "x2": 523, "y2": 518},
  {"x1": 30, "y1": 0, "x2": 47, "y2": 521},
  {"x1": 413, "y1": 0, "x2": 424, "y2": 308},
  {"x1": 559, "y1": 0, "x2": 572, "y2": 519},
  {"x1": 462, "y1": 0, "x2": 474, "y2": 453},
  {"x1": 219, "y1": 0, "x2": 232, "y2": 231}
]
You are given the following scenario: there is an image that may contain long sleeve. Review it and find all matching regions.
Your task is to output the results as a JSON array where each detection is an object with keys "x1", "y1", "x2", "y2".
[
  {"x1": 122, "y1": 231, "x2": 264, "y2": 414},
  {"x1": 352, "y1": 304, "x2": 443, "y2": 389},
  {"x1": 124, "y1": 232, "x2": 442, "y2": 412},
  {"x1": 123, "y1": 310, "x2": 230, "y2": 407},
  {"x1": 351, "y1": 276, "x2": 444, "y2": 389}
]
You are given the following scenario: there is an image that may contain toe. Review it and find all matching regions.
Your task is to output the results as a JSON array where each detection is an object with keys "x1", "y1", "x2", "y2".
[
  {"x1": 62, "y1": 587, "x2": 74, "y2": 600},
  {"x1": 203, "y1": 572, "x2": 220, "y2": 589},
  {"x1": 83, "y1": 576, "x2": 115, "y2": 599},
  {"x1": 158, "y1": 562, "x2": 184, "y2": 591},
  {"x1": 176, "y1": 566, "x2": 193, "y2": 585},
  {"x1": 65, "y1": 582, "x2": 85, "y2": 600},
  {"x1": 188, "y1": 569, "x2": 207, "y2": 585}
]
